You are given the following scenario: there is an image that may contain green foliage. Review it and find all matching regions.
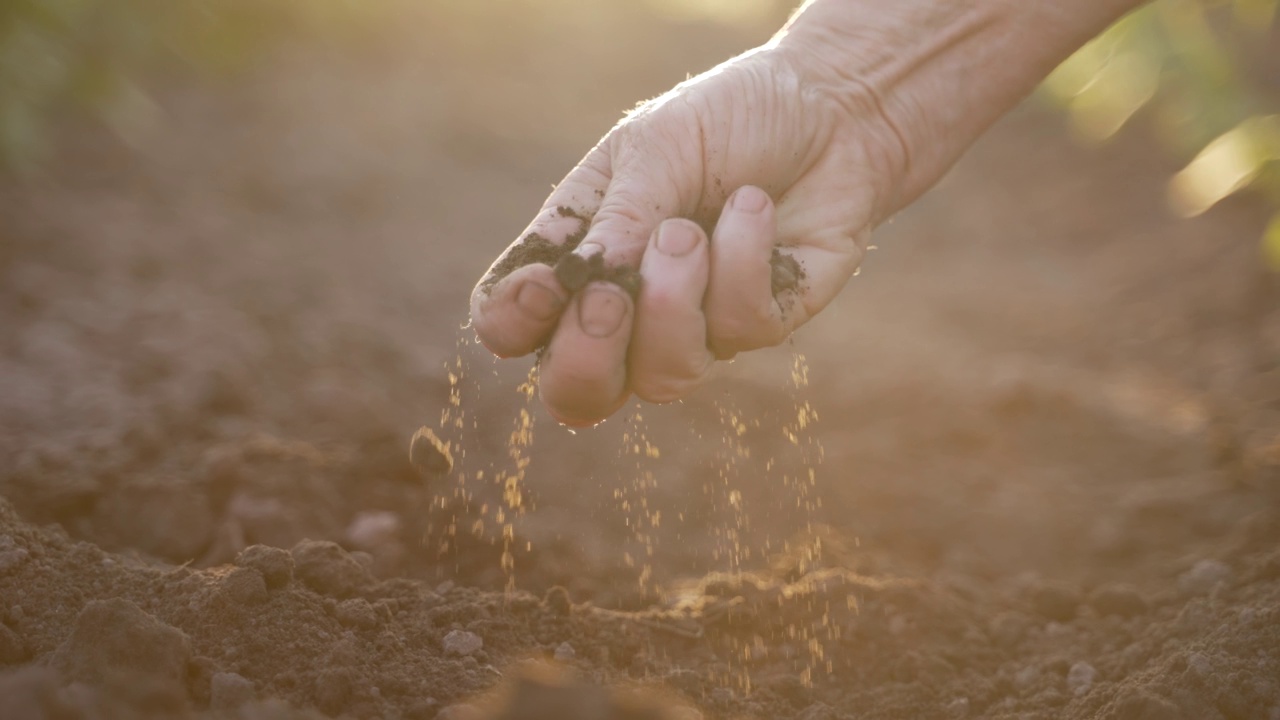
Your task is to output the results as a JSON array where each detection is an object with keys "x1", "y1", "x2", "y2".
[
  {"x1": 0, "y1": 0, "x2": 373, "y2": 173},
  {"x1": 1043, "y1": 0, "x2": 1280, "y2": 267}
]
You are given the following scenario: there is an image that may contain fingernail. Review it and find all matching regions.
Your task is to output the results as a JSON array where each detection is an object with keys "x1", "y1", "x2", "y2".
[
  {"x1": 575, "y1": 241, "x2": 605, "y2": 259},
  {"x1": 578, "y1": 286, "x2": 628, "y2": 338},
  {"x1": 731, "y1": 186, "x2": 769, "y2": 213},
  {"x1": 516, "y1": 280, "x2": 565, "y2": 321},
  {"x1": 655, "y1": 221, "x2": 700, "y2": 256}
]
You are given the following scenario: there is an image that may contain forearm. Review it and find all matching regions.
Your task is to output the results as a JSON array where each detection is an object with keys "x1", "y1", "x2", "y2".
[{"x1": 774, "y1": 0, "x2": 1148, "y2": 220}]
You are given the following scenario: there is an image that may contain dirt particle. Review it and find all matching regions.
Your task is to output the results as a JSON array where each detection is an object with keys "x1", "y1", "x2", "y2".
[
  {"x1": 210, "y1": 671, "x2": 255, "y2": 712},
  {"x1": 291, "y1": 539, "x2": 371, "y2": 598},
  {"x1": 336, "y1": 598, "x2": 379, "y2": 630},
  {"x1": 235, "y1": 544, "x2": 294, "y2": 589},
  {"x1": 411, "y1": 426, "x2": 454, "y2": 481},
  {"x1": 543, "y1": 586, "x2": 572, "y2": 617},
  {"x1": 443, "y1": 629, "x2": 484, "y2": 656}
]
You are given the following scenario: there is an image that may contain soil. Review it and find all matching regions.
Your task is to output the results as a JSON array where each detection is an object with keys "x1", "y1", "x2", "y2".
[{"x1": 2, "y1": 5, "x2": 1280, "y2": 720}]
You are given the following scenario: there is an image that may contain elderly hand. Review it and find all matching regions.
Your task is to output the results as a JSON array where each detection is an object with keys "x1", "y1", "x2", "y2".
[{"x1": 469, "y1": 0, "x2": 1144, "y2": 427}]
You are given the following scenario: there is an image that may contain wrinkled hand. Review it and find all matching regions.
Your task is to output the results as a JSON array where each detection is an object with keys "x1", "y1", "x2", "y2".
[{"x1": 470, "y1": 44, "x2": 902, "y2": 426}]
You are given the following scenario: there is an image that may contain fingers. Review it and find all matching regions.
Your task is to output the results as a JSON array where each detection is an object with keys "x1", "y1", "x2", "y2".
[
  {"x1": 538, "y1": 282, "x2": 634, "y2": 427},
  {"x1": 569, "y1": 125, "x2": 688, "y2": 269},
  {"x1": 470, "y1": 145, "x2": 611, "y2": 358},
  {"x1": 470, "y1": 263, "x2": 568, "y2": 358},
  {"x1": 705, "y1": 185, "x2": 790, "y2": 358},
  {"x1": 629, "y1": 219, "x2": 714, "y2": 403}
]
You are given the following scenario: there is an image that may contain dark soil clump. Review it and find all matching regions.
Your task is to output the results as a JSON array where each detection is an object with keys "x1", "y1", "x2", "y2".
[
  {"x1": 480, "y1": 208, "x2": 592, "y2": 292},
  {"x1": 553, "y1": 251, "x2": 642, "y2": 299},
  {"x1": 770, "y1": 248, "x2": 803, "y2": 297}
]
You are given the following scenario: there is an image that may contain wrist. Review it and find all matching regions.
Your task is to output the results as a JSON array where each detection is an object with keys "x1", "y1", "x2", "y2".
[{"x1": 773, "y1": 0, "x2": 1144, "y2": 219}]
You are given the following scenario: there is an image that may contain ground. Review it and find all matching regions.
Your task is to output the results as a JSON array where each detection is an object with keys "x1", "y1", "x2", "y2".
[{"x1": 1, "y1": 4, "x2": 1279, "y2": 719}]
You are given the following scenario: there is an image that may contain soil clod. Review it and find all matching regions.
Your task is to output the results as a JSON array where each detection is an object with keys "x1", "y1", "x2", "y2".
[
  {"x1": 770, "y1": 248, "x2": 803, "y2": 297},
  {"x1": 543, "y1": 586, "x2": 573, "y2": 617},
  {"x1": 482, "y1": 209, "x2": 592, "y2": 292},
  {"x1": 290, "y1": 539, "x2": 371, "y2": 598},
  {"x1": 443, "y1": 629, "x2": 484, "y2": 657},
  {"x1": 411, "y1": 426, "x2": 454, "y2": 480},
  {"x1": 50, "y1": 598, "x2": 191, "y2": 690},
  {"x1": 554, "y1": 250, "x2": 642, "y2": 299},
  {"x1": 235, "y1": 544, "x2": 294, "y2": 589}
]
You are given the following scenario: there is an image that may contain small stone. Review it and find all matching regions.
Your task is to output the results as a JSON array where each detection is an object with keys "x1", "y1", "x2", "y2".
[
  {"x1": 235, "y1": 544, "x2": 294, "y2": 589},
  {"x1": 543, "y1": 586, "x2": 572, "y2": 617},
  {"x1": 50, "y1": 599, "x2": 190, "y2": 690},
  {"x1": 1178, "y1": 559, "x2": 1231, "y2": 596},
  {"x1": 219, "y1": 567, "x2": 269, "y2": 606},
  {"x1": 210, "y1": 672, "x2": 255, "y2": 712},
  {"x1": 1066, "y1": 661, "x2": 1097, "y2": 696},
  {"x1": 336, "y1": 598, "x2": 379, "y2": 630},
  {"x1": 443, "y1": 629, "x2": 483, "y2": 657},
  {"x1": 710, "y1": 687, "x2": 735, "y2": 704},
  {"x1": 553, "y1": 642, "x2": 576, "y2": 662},
  {"x1": 1032, "y1": 584, "x2": 1080, "y2": 622},
  {"x1": 291, "y1": 540, "x2": 371, "y2": 598},
  {"x1": 410, "y1": 427, "x2": 453, "y2": 480},
  {"x1": 1088, "y1": 583, "x2": 1149, "y2": 618}
]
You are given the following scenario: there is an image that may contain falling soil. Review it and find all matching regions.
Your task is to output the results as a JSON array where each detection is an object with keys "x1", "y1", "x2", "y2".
[{"x1": 3, "y1": 6, "x2": 1280, "y2": 720}]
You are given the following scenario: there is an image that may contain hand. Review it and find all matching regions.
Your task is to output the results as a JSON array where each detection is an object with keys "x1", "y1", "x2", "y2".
[
  {"x1": 469, "y1": 43, "x2": 903, "y2": 426},
  {"x1": 469, "y1": 0, "x2": 1145, "y2": 427}
]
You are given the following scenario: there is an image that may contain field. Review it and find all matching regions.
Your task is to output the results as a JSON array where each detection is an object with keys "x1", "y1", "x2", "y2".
[{"x1": 2, "y1": 4, "x2": 1279, "y2": 719}]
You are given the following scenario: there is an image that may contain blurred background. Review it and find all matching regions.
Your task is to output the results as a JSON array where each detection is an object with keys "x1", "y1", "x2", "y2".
[{"x1": 1, "y1": 0, "x2": 1279, "y2": 604}]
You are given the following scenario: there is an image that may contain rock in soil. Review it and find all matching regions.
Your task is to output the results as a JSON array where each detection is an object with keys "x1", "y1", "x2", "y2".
[
  {"x1": 235, "y1": 544, "x2": 294, "y2": 589},
  {"x1": 443, "y1": 629, "x2": 484, "y2": 657},
  {"x1": 290, "y1": 539, "x2": 371, "y2": 598},
  {"x1": 50, "y1": 598, "x2": 190, "y2": 690}
]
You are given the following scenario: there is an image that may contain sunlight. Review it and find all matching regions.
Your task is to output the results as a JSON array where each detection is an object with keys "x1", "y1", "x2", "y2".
[
  {"x1": 1169, "y1": 115, "x2": 1280, "y2": 216},
  {"x1": 642, "y1": 0, "x2": 779, "y2": 27}
]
